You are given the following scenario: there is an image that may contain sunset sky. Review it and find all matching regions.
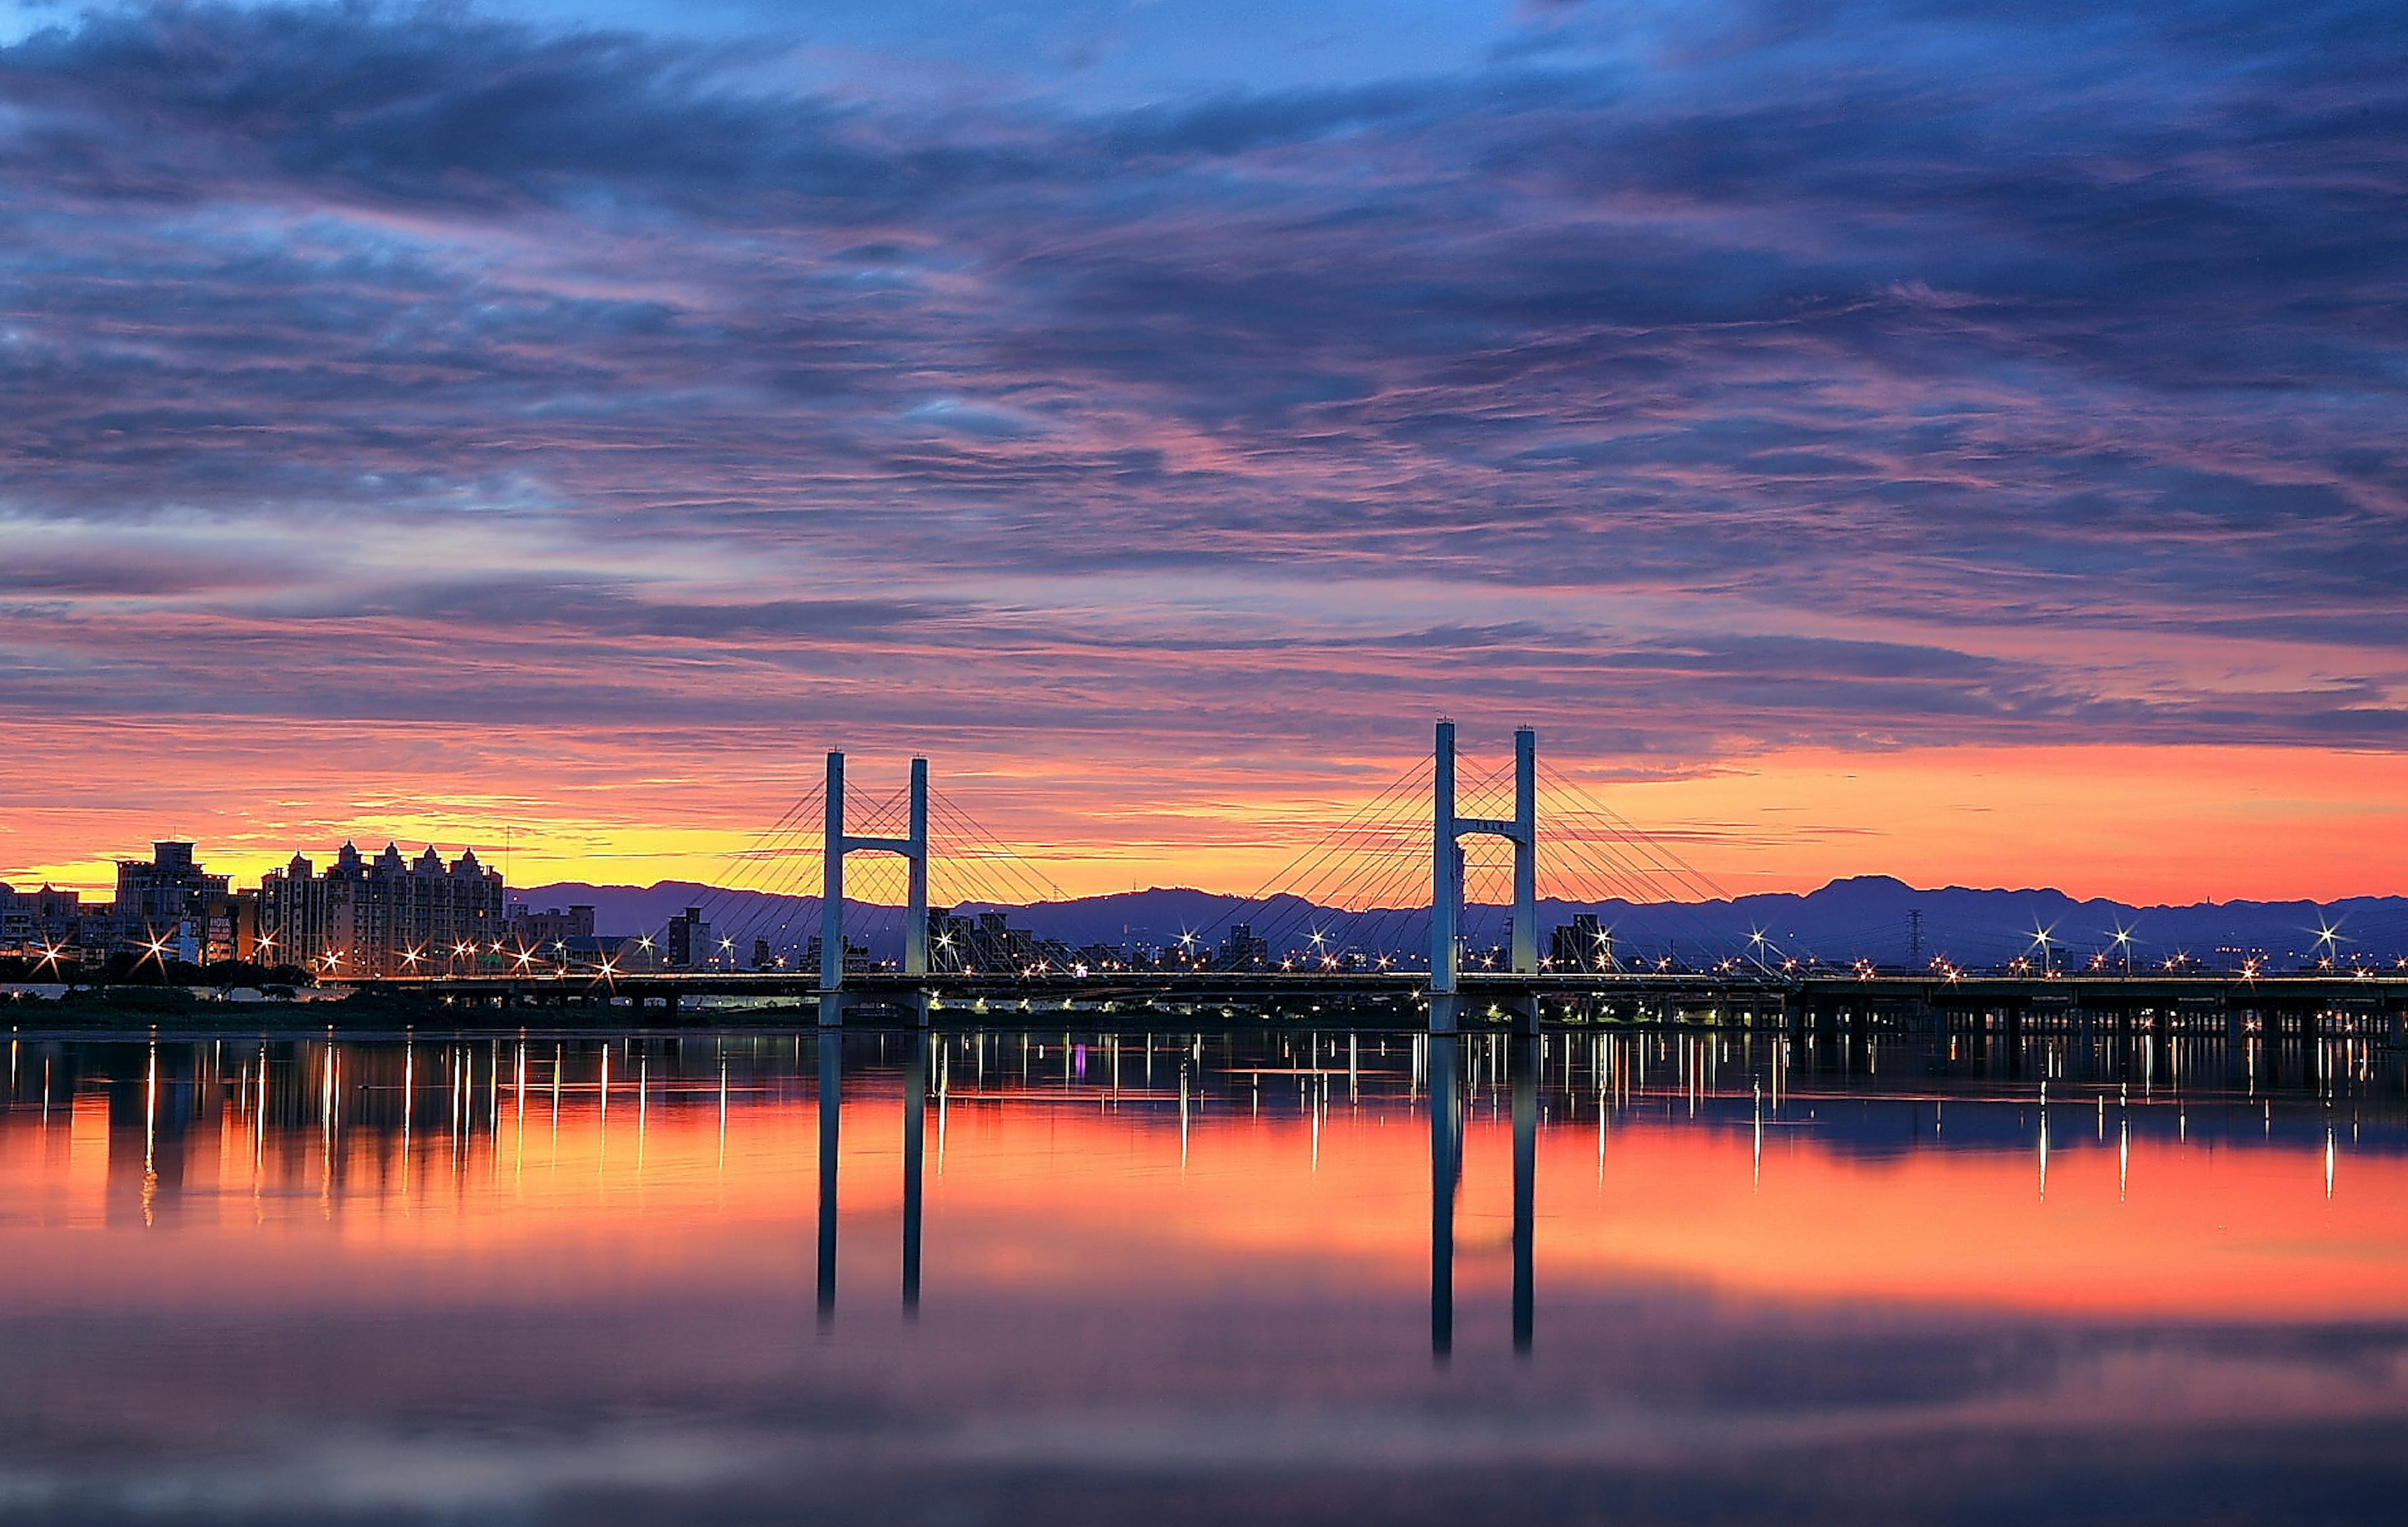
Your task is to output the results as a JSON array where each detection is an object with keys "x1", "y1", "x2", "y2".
[{"x1": 2, "y1": 0, "x2": 2402, "y2": 901}]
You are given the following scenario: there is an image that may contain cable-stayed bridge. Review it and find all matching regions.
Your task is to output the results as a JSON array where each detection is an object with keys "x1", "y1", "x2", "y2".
[{"x1": 335, "y1": 723, "x2": 2408, "y2": 1038}]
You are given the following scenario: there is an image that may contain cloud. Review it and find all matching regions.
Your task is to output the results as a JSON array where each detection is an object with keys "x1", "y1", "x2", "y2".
[{"x1": 0, "y1": 0, "x2": 2402, "y2": 869}]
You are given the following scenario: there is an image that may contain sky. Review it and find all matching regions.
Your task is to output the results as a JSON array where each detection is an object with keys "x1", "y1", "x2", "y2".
[{"x1": 1, "y1": 0, "x2": 2403, "y2": 903}]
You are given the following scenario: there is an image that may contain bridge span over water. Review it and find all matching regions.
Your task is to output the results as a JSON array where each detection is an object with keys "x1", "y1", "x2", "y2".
[{"x1": 331, "y1": 723, "x2": 2407, "y2": 1038}]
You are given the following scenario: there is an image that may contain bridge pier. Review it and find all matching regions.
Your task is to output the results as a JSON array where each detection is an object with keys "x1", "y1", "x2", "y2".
[{"x1": 1502, "y1": 992, "x2": 1540, "y2": 1036}]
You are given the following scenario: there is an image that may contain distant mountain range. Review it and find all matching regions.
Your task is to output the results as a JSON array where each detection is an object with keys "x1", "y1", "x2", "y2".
[{"x1": 514, "y1": 875, "x2": 2408, "y2": 970}]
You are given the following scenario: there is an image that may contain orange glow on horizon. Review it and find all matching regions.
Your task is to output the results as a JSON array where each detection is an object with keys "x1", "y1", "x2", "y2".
[{"x1": 1, "y1": 716, "x2": 2402, "y2": 905}]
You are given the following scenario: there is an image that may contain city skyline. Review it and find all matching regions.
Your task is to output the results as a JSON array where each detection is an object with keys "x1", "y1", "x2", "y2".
[
  {"x1": 5, "y1": 0, "x2": 2403, "y2": 904},
  {"x1": 13, "y1": 827, "x2": 2407, "y2": 979}
]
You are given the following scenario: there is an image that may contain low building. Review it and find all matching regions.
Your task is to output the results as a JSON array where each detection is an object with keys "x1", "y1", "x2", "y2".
[
  {"x1": 13, "y1": 884, "x2": 115, "y2": 956},
  {"x1": 667, "y1": 905, "x2": 723, "y2": 968},
  {"x1": 508, "y1": 903, "x2": 596, "y2": 947},
  {"x1": 201, "y1": 888, "x2": 261, "y2": 964},
  {"x1": 803, "y1": 935, "x2": 876, "y2": 975},
  {"x1": 1550, "y1": 913, "x2": 1613, "y2": 970},
  {"x1": 929, "y1": 909, "x2": 1049, "y2": 971},
  {"x1": 1218, "y1": 923, "x2": 1270, "y2": 968}
]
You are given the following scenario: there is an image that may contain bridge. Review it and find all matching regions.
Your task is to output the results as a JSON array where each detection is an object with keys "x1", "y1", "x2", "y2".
[{"x1": 335, "y1": 723, "x2": 2408, "y2": 1040}]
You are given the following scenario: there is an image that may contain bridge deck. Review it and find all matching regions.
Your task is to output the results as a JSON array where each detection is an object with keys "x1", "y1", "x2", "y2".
[{"x1": 333, "y1": 969, "x2": 2408, "y2": 1013}]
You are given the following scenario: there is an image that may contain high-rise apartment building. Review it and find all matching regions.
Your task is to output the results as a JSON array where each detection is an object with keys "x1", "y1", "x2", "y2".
[
  {"x1": 115, "y1": 841, "x2": 229, "y2": 925},
  {"x1": 259, "y1": 842, "x2": 505, "y2": 976}
]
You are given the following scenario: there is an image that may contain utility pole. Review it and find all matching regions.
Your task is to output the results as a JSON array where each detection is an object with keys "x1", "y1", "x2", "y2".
[{"x1": 1907, "y1": 907, "x2": 1925, "y2": 970}]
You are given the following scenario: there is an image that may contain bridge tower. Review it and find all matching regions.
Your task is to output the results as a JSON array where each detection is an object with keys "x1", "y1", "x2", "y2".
[
  {"x1": 818, "y1": 751, "x2": 929, "y2": 1021},
  {"x1": 1429, "y1": 721, "x2": 1536, "y2": 1032}
]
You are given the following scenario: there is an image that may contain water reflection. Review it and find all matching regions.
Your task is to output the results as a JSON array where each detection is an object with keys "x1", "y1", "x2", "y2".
[
  {"x1": 0, "y1": 1025, "x2": 2405, "y2": 1523},
  {"x1": 1428, "y1": 1033, "x2": 1456, "y2": 1359},
  {"x1": 809, "y1": 1030, "x2": 835, "y2": 1325},
  {"x1": 1511, "y1": 1034, "x2": 1535, "y2": 1358},
  {"x1": 1423, "y1": 1036, "x2": 1536, "y2": 1360},
  {"x1": 902, "y1": 1032, "x2": 925, "y2": 1317}
]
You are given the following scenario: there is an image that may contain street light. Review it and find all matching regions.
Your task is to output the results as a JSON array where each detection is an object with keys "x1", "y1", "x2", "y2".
[{"x1": 2029, "y1": 925, "x2": 2057, "y2": 975}]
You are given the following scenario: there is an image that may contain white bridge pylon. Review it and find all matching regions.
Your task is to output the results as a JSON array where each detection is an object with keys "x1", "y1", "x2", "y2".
[
  {"x1": 1430, "y1": 721, "x2": 1536, "y2": 1030},
  {"x1": 819, "y1": 751, "x2": 929, "y2": 1000}
]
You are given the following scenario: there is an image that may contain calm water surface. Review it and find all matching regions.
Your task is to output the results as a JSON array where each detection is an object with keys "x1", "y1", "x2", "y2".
[{"x1": 1, "y1": 1026, "x2": 2405, "y2": 1524}]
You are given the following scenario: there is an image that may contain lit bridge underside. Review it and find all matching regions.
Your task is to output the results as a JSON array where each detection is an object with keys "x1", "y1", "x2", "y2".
[
  {"x1": 327, "y1": 969, "x2": 2408, "y2": 1038},
  {"x1": 332, "y1": 967, "x2": 1781, "y2": 1013}
]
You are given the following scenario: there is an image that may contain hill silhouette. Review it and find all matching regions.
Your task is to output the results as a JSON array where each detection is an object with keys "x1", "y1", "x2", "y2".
[{"x1": 512, "y1": 874, "x2": 2408, "y2": 969}]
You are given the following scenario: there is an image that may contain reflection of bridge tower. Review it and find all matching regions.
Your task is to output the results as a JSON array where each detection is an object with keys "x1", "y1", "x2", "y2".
[
  {"x1": 1429, "y1": 1032, "x2": 1536, "y2": 1360},
  {"x1": 818, "y1": 751, "x2": 929, "y2": 1012},
  {"x1": 1430, "y1": 721, "x2": 1536, "y2": 1030},
  {"x1": 1428, "y1": 1034, "x2": 1460, "y2": 1359}
]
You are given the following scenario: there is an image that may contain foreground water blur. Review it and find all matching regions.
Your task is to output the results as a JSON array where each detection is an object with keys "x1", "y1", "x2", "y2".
[{"x1": 0, "y1": 1024, "x2": 2404, "y2": 1524}]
